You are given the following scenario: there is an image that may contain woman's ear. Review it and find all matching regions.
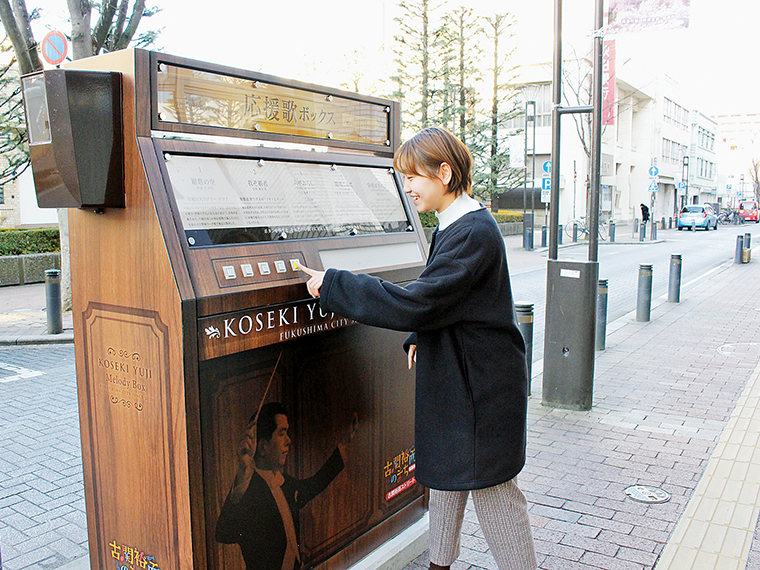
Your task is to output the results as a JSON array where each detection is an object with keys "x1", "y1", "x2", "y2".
[{"x1": 438, "y1": 162, "x2": 453, "y2": 185}]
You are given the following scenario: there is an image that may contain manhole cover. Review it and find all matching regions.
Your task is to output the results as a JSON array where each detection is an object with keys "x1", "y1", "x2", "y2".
[{"x1": 625, "y1": 485, "x2": 670, "y2": 504}]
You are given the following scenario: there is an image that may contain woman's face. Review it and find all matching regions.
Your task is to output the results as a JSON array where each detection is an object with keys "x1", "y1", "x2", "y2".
[{"x1": 402, "y1": 163, "x2": 455, "y2": 214}]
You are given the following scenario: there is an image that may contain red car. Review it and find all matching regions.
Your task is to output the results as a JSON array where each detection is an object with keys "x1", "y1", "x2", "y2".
[{"x1": 739, "y1": 201, "x2": 759, "y2": 223}]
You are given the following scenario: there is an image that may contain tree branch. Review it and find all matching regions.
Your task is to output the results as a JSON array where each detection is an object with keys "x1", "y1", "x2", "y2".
[
  {"x1": 92, "y1": 0, "x2": 118, "y2": 54},
  {"x1": 115, "y1": 0, "x2": 145, "y2": 50},
  {"x1": 67, "y1": 0, "x2": 92, "y2": 59},
  {"x1": 0, "y1": 0, "x2": 33, "y2": 74}
]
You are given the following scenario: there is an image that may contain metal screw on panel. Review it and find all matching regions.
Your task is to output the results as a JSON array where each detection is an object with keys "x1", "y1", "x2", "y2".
[
  {"x1": 158, "y1": 63, "x2": 167, "y2": 73},
  {"x1": 164, "y1": 153, "x2": 171, "y2": 161},
  {"x1": 254, "y1": 123, "x2": 261, "y2": 131},
  {"x1": 258, "y1": 159, "x2": 264, "y2": 167},
  {"x1": 327, "y1": 132, "x2": 333, "y2": 139},
  {"x1": 385, "y1": 140, "x2": 391, "y2": 146},
  {"x1": 330, "y1": 164, "x2": 337, "y2": 171}
]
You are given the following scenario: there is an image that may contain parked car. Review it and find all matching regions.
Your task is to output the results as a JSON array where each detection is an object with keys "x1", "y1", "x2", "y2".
[
  {"x1": 677, "y1": 204, "x2": 718, "y2": 230},
  {"x1": 739, "y1": 200, "x2": 759, "y2": 223}
]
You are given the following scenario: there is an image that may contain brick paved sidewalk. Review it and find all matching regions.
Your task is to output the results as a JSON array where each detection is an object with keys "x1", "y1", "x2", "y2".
[
  {"x1": 406, "y1": 258, "x2": 760, "y2": 570},
  {"x1": 3, "y1": 244, "x2": 760, "y2": 570}
]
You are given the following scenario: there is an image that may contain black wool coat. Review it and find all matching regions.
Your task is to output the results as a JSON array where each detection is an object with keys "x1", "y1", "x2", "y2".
[{"x1": 320, "y1": 208, "x2": 528, "y2": 491}]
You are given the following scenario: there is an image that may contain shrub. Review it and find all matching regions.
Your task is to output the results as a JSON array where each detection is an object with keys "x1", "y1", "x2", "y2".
[
  {"x1": 417, "y1": 210, "x2": 523, "y2": 228},
  {"x1": 0, "y1": 228, "x2": 61, "y2": 256}
]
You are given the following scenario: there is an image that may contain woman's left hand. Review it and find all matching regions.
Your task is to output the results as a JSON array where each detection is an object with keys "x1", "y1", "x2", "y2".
[{"x1": 299, "y1": 263, "x2": 325, "y2": 298}]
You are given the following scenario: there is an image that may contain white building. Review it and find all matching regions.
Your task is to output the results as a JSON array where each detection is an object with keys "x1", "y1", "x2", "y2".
[
  {"x1": 714, "y1": 113, "x2": 760, "y2": 208},
  {"x1": 687, "y1": 111, "x2": 718, "y2": 207},
  {"x1": 508, "y1": 50, "x2": 715, "y2": 227}
]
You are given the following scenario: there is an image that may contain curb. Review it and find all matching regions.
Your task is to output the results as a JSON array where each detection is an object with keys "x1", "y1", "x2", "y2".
[{"x1": 0, "y1": 332, "x2": 74, "y2": 346}]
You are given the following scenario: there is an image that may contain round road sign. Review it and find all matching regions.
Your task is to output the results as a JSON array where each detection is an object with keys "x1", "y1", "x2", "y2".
[{"x1": 41, "y1": 30, "x2": 68, "y2": 66}]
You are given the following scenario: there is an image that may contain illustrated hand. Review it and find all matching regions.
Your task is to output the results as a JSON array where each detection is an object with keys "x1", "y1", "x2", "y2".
[
  {"x1": 229, "y1": 420, "x2": 257, "y2": 502},
  {"x1": 338, "y1": 412, "x2": 360, "y2": 462},
  {"x1": 407, "y1": 344, "x2": 417, "y2": 370},
  {"x1": 238, "y1": 419, "x2": 257, "y2": 470},
  {"x1": 298, "y1": 263, "x2": 326, "y2": 298}
]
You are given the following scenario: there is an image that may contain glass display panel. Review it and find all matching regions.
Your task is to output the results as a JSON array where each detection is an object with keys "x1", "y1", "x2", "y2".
[
  {"x1": 22, "y1": 74, "x2": 52, "y2": 145},
  {"x1": 156, "y1": 64, "x2": 390, "y2": 145},
  {"x1": 164, "y1": 155, "x2": 411, "y2": 246}
]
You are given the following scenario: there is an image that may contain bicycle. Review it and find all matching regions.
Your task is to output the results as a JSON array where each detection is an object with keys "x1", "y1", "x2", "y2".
[{"x1": 563, "y1": 217, "x2": 608, "y2": 241}]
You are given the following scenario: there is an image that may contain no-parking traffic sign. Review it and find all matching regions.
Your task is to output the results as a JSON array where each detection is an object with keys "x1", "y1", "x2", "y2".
[{"x1": 41, "y1": 30, "x2": 68, "y2": 66}]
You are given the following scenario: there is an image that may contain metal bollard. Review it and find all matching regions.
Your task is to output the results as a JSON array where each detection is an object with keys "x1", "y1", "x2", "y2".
[
  {"x1": 541, "y1": 225, "x2": 547, "y2": 248},
  {"x1": 735, "y1": 235, "x2": 745, "y2": 264},
  {"x1": 515, "y1": 304, "x2": 534, "y2": 395},
  {"x1": 668, "y1": 254, "x2": 682, "y2": 303},
  {"x1": 640, "y1": 223, "x2": 646, "y2": 242},
  {"x1": 691, "y1": 221, "x2": 696, "y2": 232},
  {"x1": 661, "y1": 217, "x2": 666, "y2": 230},
  {"x1": 45, "y1": 269, "x2": 63, "y2": 334},
  {"x1": 669, "y1": 217, "x2": 673, "y2": 229},
  {"x1": 573, "y1": 222, "x2": 579, "y2": 243},
  {"x1": 595, "y1": 279, "x2": 608, "y2": 351},
  {"x1": 609, "y1": 221, "x2": 616, "y2": 242},
  {"x1": 636, "y1": 264, "x2": 653, "y2": 322},
  {"x1": 745, "y1": 233, "x2": 751, "y2": 249},
  {"x1": 651, "y1": 221, "x2": 658, "y2": 240},
  {"x1": 634, "y1": 218, "x2": 639, "y2": 233},
  {"x1": 558, "y1": 225, "x2": 563, "y2": 245}
]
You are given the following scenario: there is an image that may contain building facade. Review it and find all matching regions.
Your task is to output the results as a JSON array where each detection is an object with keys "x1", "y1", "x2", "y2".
[{"x1": 508, "y1": 50, "x2": 716, "y2": 228}]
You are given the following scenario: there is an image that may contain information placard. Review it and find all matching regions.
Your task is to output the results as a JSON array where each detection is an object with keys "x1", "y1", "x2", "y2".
[
  {"x1": 156, "y1": 64, "x2": 390, "y2": 145},
  {"x1": 164, "y1": 155, "x2": 410, "y2": 246}
]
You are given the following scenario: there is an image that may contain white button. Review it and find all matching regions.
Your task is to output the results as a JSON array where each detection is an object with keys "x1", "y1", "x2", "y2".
[
  {"x1": 241, "y1": 264, "x2": 254, "y2": 277},
  {"x1": 289, "y1": 259, "x2": 300, "y2": 271},
  {"x1": 258, "y1": 262, "x2": 271, "y2": 275},
  {"x1": 222, "y1": 265, "x2": 236, "y2": 280},
  {"x1": 274, "y1": 260, "x2": 287, "y2": 273}
]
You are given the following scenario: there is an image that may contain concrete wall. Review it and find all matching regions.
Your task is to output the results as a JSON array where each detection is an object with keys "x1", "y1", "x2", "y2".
[{"x1": 0, "y1": 252, "x2": 61, "y2": 286}]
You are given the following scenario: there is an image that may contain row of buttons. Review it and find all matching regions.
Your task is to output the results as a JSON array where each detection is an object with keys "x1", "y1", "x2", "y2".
[{"x1": 222, "y1": 259, "x2": 300, "y2": 280}]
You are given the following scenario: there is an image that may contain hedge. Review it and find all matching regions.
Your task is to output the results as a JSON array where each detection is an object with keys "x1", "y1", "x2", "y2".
[
  {"x1": 417, "y1": 210, "x2": 523, "y2": 228},
  {"x1": 0, "y1": 228, "x2": 61, "y2": 256}
]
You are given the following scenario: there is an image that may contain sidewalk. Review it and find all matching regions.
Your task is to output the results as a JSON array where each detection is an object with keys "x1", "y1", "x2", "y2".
[
  {"x1": 0, "y1": 283, "x2": 73, "y2": 345},
  {"x1": 3, "y1": 233, "x2": 760, "y2": 570}
]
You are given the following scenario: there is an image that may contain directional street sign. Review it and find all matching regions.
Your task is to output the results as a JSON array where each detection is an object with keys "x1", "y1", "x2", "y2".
[
  {"x1": 543, "y1": 161, "x2": 551, "y2": 174},
  {"x1": 648, "y1": 166, "x2": 659, "y2": 177},
  {"x1": 648, "y1": 180, "x2": 659, "y2": 193}
]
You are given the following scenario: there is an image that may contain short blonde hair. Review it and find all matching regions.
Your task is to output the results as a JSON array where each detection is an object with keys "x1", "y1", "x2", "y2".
[{"x1": 393, "y1": 127, "x2": 472, "y2": 196}]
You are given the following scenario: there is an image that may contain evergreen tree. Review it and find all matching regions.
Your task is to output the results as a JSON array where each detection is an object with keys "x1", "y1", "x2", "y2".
[
  {"x1": 470, "y1": 13, "x2": 523, "y2": 209},
  {"x1": 393, "y1": 0, "x2": 442, "y2": 133}
]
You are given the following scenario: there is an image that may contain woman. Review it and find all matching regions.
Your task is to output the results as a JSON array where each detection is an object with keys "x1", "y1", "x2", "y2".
[{"x1": 300, "y1": 126, "x2": 536, "y2": 570}]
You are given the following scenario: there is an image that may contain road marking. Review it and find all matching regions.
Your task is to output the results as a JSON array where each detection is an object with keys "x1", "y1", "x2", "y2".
[{"x1": 0, "y1": 362, "x2": 45, "y2": 383}]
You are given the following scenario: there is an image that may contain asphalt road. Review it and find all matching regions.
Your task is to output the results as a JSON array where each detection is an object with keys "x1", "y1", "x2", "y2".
[{"x1": 509, "y1": 224, "x2": 759, "y2": 365}]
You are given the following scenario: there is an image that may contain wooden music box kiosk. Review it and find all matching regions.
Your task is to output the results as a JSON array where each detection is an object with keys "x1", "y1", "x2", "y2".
[{"x1": 22, "y1": 50, "x2": 428, "y2": 570}]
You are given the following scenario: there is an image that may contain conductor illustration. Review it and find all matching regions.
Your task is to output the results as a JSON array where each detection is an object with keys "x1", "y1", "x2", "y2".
[{"x1": 215, "y1": 402, "x2": 355, "y2": 570}]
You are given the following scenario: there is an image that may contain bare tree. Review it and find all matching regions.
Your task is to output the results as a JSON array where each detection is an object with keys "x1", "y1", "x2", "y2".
[
  {"x1": 749, "y1": 159, "x2": 760, "y2": 203},
  {"x1": 0, "y1": 0, "x2": 159, "y2": 310}
]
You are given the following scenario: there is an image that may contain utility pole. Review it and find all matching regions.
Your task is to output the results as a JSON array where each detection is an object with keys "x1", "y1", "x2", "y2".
[{"x1": 542, "y1": 0, "x2": 603, "y2": 411}]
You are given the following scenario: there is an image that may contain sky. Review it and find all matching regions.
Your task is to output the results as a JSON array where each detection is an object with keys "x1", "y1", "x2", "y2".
[{"x1": 25, "y1": 0, "x2": 760, "y2": 117}]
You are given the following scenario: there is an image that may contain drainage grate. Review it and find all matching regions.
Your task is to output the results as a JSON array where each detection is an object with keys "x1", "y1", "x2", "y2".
[{"x1": 625, "y1": 485, "x2": 671, "y2": 504}]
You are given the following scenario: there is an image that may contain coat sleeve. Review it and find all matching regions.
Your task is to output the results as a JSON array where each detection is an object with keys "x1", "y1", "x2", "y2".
[
  {"x1": 292, "y1": 448, "x2": 345, "y2": 508},
  {"x1": 320, "y1": 223, "x2": 495, "y2": 332}
]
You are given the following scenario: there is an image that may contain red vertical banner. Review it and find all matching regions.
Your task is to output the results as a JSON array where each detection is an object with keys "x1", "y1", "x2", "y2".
[{"x1": 602, "y1": 40, "x2": 616, "y2": 126}]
